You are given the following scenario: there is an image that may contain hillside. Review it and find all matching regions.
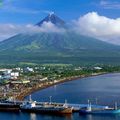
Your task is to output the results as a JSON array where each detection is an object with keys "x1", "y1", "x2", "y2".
[{"x1": 0, "y1": 31, "x2": 120, "y2": 65}]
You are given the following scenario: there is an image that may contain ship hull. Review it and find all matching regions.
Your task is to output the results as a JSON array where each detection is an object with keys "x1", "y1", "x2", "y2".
[
  {"x1": 79, "y1": 109, "x2": 120, "y2": 114},
  {"x1": 21, "y1": 107, "x2": 72, "y2": 114},
  {"x1": 0, "y1": 104, "x2": 20, "y2": 112}
]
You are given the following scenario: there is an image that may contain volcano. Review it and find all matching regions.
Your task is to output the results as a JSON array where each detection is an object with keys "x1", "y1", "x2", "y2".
[
  {"x1": 36, "y1": 12, "x2": 65, "y2": 27},
  {"x1": 0, "y1": 14, "x2": 120, "y2": 65}
]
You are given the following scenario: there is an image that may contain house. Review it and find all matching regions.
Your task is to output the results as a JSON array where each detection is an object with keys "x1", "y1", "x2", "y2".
[
  {"x1": 24, "y1": 67, "x2": 34, "y2": 72},
  {"x1": 10, "y1": 72, "x2": 19, "y2": 79},
  {"x1": 94, "y1": 67, "x2": 102, "y2": 70},
  {"x1": 3, "y1": 69, "x2": 12, "y2": 75},
  {"x1": 0, "y1": 69, "x2": 19, "y2": 80},
  {"x1": 40, "y1": 77, "x2": 48, "y2": 81},
  {"x1": 15, "y1": 67, "x2": 21, "y2": 71},
  {"x1": 11, "y1": 80, "x2": 30, "y2": 84}
]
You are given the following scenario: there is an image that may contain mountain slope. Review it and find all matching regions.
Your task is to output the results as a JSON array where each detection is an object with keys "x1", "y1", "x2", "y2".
[
  {"x1": 0, "y1": 31, "x2": 120, "y2": 64},
  {"x1": 0, "y1": 32, "x2": 119, "y2": 53}
]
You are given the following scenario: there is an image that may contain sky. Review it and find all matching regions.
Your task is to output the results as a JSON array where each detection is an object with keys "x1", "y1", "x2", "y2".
[{"x1": 0, "y1": 0, "x2": 120, "y2": 44}]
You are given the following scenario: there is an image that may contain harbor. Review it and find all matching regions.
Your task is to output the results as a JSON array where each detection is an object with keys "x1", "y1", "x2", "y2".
[
  {"x1": 0, "y1": 73, "x2": 119, "y2": 120},
  {"x1": 0, "y1": 98, "x2": 116, "y2": 114}
]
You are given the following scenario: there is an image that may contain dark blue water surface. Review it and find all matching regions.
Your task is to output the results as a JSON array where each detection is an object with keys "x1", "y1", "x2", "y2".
[{"x1": 2, "y1": 73, "x2": 120, "y2": 120}]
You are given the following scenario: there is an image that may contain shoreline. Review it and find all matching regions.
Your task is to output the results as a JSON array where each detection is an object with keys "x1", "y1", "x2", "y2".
[{"x1": 15, "y1": 72, "x2": 108, "y2": 101}]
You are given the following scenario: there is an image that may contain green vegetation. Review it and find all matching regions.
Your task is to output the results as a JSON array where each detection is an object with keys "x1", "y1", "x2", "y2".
[
  {"x1": 0, "y1": 32, "x2": 120, "y2": 65},
  {"x1": 0, "y1": 64, "x2": 120, "y2": 100},
  {"x1": 20, "y1": 64, "x2": 120, "y2": 80}
]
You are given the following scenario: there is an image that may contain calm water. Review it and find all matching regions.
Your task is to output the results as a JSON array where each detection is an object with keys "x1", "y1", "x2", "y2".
[{"x1": 2, "y1": 73, "x2": 120, "y2": 120}]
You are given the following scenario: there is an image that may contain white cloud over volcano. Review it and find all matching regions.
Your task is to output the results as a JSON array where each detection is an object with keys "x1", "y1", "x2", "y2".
[
  {"x1": 0, "y1": 22, "x2": 66, "y2": 41},
  {"x1": 1, "y1": 12, "x2": 120, "y2": 45},
  {"x1": 73, "y1": 12, "x2": 120, "y2": 44}
]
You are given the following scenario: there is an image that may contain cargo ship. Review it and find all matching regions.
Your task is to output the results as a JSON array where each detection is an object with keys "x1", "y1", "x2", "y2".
[
  {"x1": 79, "y1": 101, "x2": 120, "y2": 114},
  {"x1": 20, "y1": 101, "x2": 73, "y2": 114},
  {"x1": 0, "y1": 102, "x2": 20, "y2": 112}
]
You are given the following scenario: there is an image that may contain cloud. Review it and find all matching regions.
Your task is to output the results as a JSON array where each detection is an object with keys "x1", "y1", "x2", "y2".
[
  {"x1": 25, "y1": 22, "x2": 66, "y2": 33},
  {"x1": 99, "y1": 0, "x2": 120, "y2": 9},
  {"x1": 1, "y1": 12, "x2": 120, "y2": 45},
  {"x1": 0, "y1": 23, "x2": 20, "y2": 40},
  {"x1": 0, "y1": 22, "x2": 66, "y2": 41},
  {"x1": 73, "y1": 12, "x2": 120, "y2": 44}
]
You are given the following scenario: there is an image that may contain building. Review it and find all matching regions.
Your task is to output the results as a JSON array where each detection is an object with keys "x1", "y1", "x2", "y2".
[
  {"x1": 10, "y1": 72, "x2": 19, "y2": 79},
  {"x1": 24, "y1": 67, "x2": 34, "y2": 72},
  {"x1": 0, "y1": 69, "x2": 19, "y2": 80},
  {"x1": 94, "y1": 67, "x2": 102, "y2": 70}
]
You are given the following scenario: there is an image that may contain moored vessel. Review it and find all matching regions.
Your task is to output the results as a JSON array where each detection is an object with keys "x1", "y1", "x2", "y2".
[
  {"x1": 79, "y1": 101, "x2": 120, "y2": 114},
  {"x1": 20, "y1": 101, "x2": 73, "y2": 114},
  {"x1": 0, "y1": 102, "x2": 20, "y2": 112},
  {"x1": 20, "y1": 95, "x2": 72, "y2": 114}
]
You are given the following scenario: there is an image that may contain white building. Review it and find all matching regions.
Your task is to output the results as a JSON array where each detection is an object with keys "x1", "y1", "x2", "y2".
[
  {"x1": 94, "y1": 67, "x2": 102, "y2": 70},
  {"x1": 10, "y1": 72, "x2": 19, "y2": 79},
  {"x1": 40, "y1": 77, "x2": 48, "y2": 81},
  {"x1": 25, "y1": 67, "x2": 34, "y2": 72},
  {"x1": 15, "y1": 67, "x2": 21, "y2": 71},
  {"x1": 3, "y1": 69, "x2": 12, "y2": 75}
]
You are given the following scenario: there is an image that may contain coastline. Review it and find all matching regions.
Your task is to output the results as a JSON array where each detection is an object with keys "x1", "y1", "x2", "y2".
[{"x1": 15, "y1": 72, "x2": 108, "y2": 101}]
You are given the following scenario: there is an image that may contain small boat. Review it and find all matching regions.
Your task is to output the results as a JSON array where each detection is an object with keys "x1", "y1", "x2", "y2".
[{"x1": 79, "y1": 101, "x2": 120, "y2": 114}]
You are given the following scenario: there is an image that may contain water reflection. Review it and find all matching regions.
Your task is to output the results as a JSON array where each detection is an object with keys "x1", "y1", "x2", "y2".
[
  {"x1": 79, "y1": 114, "x2": 120, "y2": 120},
  {"x1": 29, "y1": 112, "x2": 73, "y2": 120},
  {"x1": 30, "y1": 113, "x2": 36, "y2": 120},
  {"x1": 63, "y1": 114, "x2": 73, "y2": 120}
]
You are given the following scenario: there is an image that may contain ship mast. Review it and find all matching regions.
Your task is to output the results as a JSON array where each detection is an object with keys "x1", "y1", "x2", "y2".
[
  {"x1": 87, "y1": 99, "x2": 92, "y2": 111},
  {"x1": 49, "y1": 96, "x2": 52, "y2": 104},
  {"x1": 115, "y1": 102, "x2": 118, "y2": 110},
  {"x1": 29, "y1": 95, "x2": 32, "y2": 102},
  {"x1": 64, "y1": 99, "x2": 68, "y2": 108}
]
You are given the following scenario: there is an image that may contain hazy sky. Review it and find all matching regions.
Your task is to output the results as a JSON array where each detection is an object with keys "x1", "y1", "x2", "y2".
[{"x1": 0, "y1": 0, "x2": 120, "y2": 44}]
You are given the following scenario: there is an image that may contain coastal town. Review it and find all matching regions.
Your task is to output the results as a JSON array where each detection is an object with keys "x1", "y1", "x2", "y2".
[{"x1": 0, "y1": 64, "x2": 119, "y2": 101}]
